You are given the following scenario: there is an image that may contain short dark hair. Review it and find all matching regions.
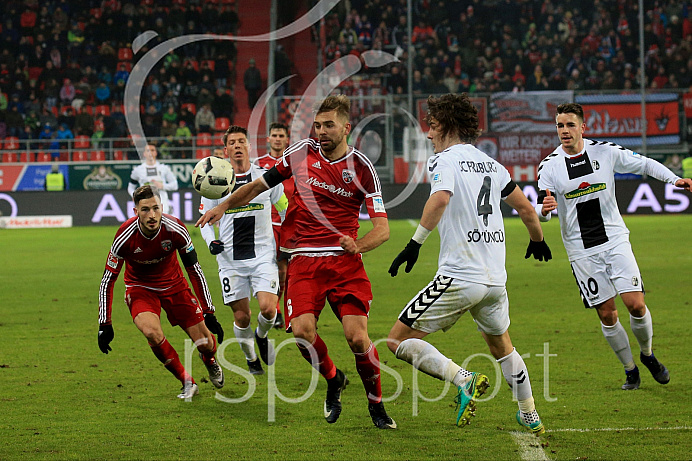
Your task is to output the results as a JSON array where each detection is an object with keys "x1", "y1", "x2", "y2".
[
  {"x1": 424, "y1": 93, "x2": 481, "y2": 144},
  {"x1": 314, "y1": 95, "x2": 350, "y2": 123},
  {"x1": 556, "y1": 103, "x2": 584, "y2": 122},
  {"x1": 223, "y1": 125, "x2": 248, "y2": 146},
  {"x1": 268, "y1": 122, "x2": 289, "y2": 134},
  {"x1": 133, "y1": 184, "x2": 160, "y2": 205}
]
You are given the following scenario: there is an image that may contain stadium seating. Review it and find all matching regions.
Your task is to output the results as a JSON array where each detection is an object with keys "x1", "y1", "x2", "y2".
[
  {"x1": 35, "y1": 152, "x2": 51, "y2": 162},
  {"x1": 112, "y1": 150, "x2": 124, "y2": 161},
  {"x1": 73, "y1": 151, "x2": 89, "y2": 162},
  {"x1": 92, "y1": 151, "x2": 106, "y2": 161},
  {"x1": 74, "y1": 136, "x2": 90, "y2": 148},
  {"x1": 215, "y1": 117, "x2": 230, "y2": 132},
  {"x1": 196, "y1": 148, "x2": 212, "y2": 159},
  {"x1": 2, "y1": 153, "x2": 18, "y2": 162},
  {"x1": 95, "y1": 105, "x2": 110, "y2": 116},
  {"x1": 118, "y1": 47, "x2": 134, "y2": 61},
  {"x1": 182, "y1": 103, "x2": 197, "y2": 115},
  {"x1": 4, "y1": 137, "x2": 20, "y2": 150},
  {"x1": 197, "y1": 132, "x2": 213, "y2": 146}
]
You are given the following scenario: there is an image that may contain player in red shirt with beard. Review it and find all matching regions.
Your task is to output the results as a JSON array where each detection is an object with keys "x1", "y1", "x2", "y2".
[
  {"x1": 255, "y1": 122, "x2": 293, "y2": 329},
  {"x1": 197, "y1": 95, "x2": 396, "y2": 429},
  {"x1": 98, "y1": 185, "x2": 225, "y2": 399}
]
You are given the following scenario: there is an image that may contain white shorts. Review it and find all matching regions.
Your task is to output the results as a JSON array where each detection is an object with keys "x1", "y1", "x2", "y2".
[
  {"x1": 218, "y1": 259, "x2": 279, "y2": 305},
  {"x1": 570, "y1": 241, "x2": 643, "y2": 308},
  {"x1": 398, "y1": 275, "x2": 510, "y2": 336}
]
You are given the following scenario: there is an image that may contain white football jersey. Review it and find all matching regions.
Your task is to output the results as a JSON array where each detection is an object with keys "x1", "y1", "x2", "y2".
[
  {"x1": 127, "y1": 161, "x2": 179, "y2": 213},
  {"x1": 199, "y1": 164, "x2": 284, "y2": 269},
  {"x1": 537, "y1": 139, "x2": 649, "y2": 260},
  {"x1": 429, "y1": 144, "x2": 514, "y2": 286}
]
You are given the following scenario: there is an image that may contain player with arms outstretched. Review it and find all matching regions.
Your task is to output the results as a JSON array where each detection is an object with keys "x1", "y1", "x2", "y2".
[
  {"x1": 197, "y1": 95, "x2": 396, "y2": 429},
  {"x1": 388, "y1": 93, "x2": 551, "y2": 435},
  {"x1": 537, "y1": 102, "x2": 692, "y2": 390},
  {"x1": 199, "y1": 125, "x2": 287, "y2": 375},
  {"x1": 98, "y1": 185, "x2": 225, "y2": 399}
]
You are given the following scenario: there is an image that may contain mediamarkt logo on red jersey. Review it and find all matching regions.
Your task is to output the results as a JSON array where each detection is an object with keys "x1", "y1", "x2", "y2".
[{"x1": 306, "y1": 177, "x2": 354, "y2": 197}]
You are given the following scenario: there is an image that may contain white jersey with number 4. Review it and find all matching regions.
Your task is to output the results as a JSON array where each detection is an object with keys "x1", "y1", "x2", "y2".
[
  {"x1": 199, "y1": 164, "x2": 284, "y2": 269},
  {"x1": 537, "y1": 138, "x2": 679, "y2": 260},
  {"x1": 429, "y1": 143, "x2": 515, "y2": 286}
]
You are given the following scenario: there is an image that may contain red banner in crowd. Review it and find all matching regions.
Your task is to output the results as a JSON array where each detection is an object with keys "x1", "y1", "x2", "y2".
[
  {"x1": 476, "y1": 133, "x2": 556, "y2": 166},
  {"x1": 582, "y1": 102, "x2": 679, "y2": 137}
]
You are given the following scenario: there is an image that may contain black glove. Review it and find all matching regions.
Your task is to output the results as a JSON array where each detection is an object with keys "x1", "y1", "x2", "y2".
[
  {"x1": 98, "y1": 324, "x2": 114, "y2": 354},
  {"x1": 525, "y1": 239, "x2": 552, "y2": 262},
  {"x1": 209, "y1": 240, "x2": 224, "y2": 255},
  {"x1": 388, "y1": 239, "x2": 422, "y2": 277},
  {"x1": 204, "y1": 313, "x2": 224, "y2": 343}
]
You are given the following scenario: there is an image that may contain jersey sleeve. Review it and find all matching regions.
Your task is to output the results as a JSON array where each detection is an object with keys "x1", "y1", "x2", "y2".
[
  {"x1": 98, "y1": 249, "x2": 124, "y2": 325},
  {"x1": 161, "y1": 164, "x2": 179, "y2": 191},
  {"x1": 428, "y1": 154, "x2": 455, "y2": 196},
  {"x1": 612, "y1": 144, "x2": 647, "y2": 175},
  {"x1": 127, "y1": 167, "x2": 140, "y2": 195},
  {"x1": 172, "y1": 217, "x2": 215, "y2": 313},
  {"x1": 198, "y1": 197, "x2": 218, "y2": 245}
]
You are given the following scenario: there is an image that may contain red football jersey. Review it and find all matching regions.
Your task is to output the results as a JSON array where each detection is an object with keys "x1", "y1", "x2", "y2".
[
  {"x1": 255, "y1": 153, "x2": 295, "y2": 226},
  {"x1": 98, "y1": 214, "x2": 213, "y2": 324},
  {"x1": 274, "y1": 138, "x2": 387, "y2": 253}
]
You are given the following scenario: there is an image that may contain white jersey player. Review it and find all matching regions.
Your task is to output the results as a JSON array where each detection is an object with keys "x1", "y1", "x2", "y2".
[
  {"x1": 388, "y1": 93, "x2": 551, "y2": 435},
  {"x1": 537, "y1": 102, "x2": 692, "y2": 390},
  {"x1": 127, "y1": 143, "x2": 179, "y2": 214},
  {"x1": 198, "y1": 126, "x2": 287, "y2": 375}
]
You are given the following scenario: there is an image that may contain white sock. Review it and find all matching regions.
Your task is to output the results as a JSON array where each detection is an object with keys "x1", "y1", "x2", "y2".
[
  {"x1": 497, "y1": 348, "x2": 533, "y2": 402},
  {"x1": 630, "y1": 307, "x2": 653, "y2": 356},
  {"x1": 395, "y1": 338, "x2": 472, "y2": 386},
  {"x1": 601, "y1": 321, "x2": 635, "y2": 370},
  {"x1": 233, "y1": 322, "x2": 257, "y2": 361},
  {"x1": 256, "y1": 311, "x2": 276, "y2": 339}
]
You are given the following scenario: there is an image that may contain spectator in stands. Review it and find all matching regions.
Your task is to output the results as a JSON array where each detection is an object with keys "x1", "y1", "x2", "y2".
[
  {"x1": 95, "y1": 82, "x2": 111, "y2": 104},
  {"x1": 143, "y1": 104, "x2": 162, "y2": 138},
  {"x1": 74, "y1": 108, "x2": 94, "y2": 137},
  {"x1": 195, "y1": 103, "x2": 215, "y2": 134},
  {"x1": 212, "y1": 87, "x2": 235, "y2": 122},
  {"x1": 243, "y1": 58, "x2": 262, "y2": 109},
  {"x1": 162, "y1": 105, "x2": 179, "y2": 126},
  {"x1": 175, "y1": 120, "x2": 193, "y2": 158},
  {"x1": 59, "y1": 78, "x2": 76, "y2": 106},
  {"x1": 56, "y1": 122, "x2": 74, "y2": 152},
  {"x1": 5, "y1": 105, "x2": 25, "y2": 137},
  {"x1": 160, "y1": 119, "x2": 177, "y2": 139}
]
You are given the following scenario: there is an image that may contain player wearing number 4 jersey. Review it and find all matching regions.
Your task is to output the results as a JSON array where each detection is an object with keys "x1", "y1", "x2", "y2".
[
  {"x1": 197, "y1": 95, "x2": 396, "y2": 429},
  {"x1": 388, "y1": 93, "x2": 551, "y2": 435},
  {"x1": 199, "y1": 125, "x2": 287, "y2": 375},
  {"x1": 537, "y1": 103, "x2": 692, "y2": 390},
  {"x1": 98, "y1": 185, "x2": 225, "y2": 399}
]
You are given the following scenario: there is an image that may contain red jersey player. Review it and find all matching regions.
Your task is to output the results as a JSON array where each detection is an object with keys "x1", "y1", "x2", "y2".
[
  {"x1": 197, "y1": 95, "x2": 396, "y2": 429},
  {"x1": 98, "y1": 185, "x2": 225, "y2": 399},
  {"x1": 254, "y1": 122, "x2": 293, "y2": 329}
]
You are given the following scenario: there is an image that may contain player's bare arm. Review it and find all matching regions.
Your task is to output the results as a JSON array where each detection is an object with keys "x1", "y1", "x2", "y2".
[
  {"x1": 420, "y1": 190, "x2": 451, "y2": 231},
  {"x1": 340, "y1": 216, "x2": 389, "y2": 254},
  {"x1": 196, "y1": 177, "x2": 270, "y2": 228}
]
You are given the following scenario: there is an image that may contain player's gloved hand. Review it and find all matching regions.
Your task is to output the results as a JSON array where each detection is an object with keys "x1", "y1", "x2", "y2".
[
  {"x1": 98, "y1": 324, "x2": 114, "y2": 354},
  {"x1": 204, "y1": 313, "x2": 224, "y2": 343},
  {"x1": 388, "y1": 239, "x2": 422, "y2": 276},
  {"x1": 525, "y1": 239, "x2": 552, "y2": 262},
  {"x1": 209, "y1": 240, "x2": 224, "y2": 255}
]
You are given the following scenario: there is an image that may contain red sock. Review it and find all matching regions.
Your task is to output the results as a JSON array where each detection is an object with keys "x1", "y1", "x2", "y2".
[
  {"x1": 354, "y1": 342, "x2": 382, "y2": 404},
  {"x1": 198, "y1": 333, "x2": 217, "y2": 365},
  {"x1": 150, "y1": 337, "x2": 194, "y2": 384},
  {"x1": 297, "y1": 334, "x2": 336, "y2": 380}
]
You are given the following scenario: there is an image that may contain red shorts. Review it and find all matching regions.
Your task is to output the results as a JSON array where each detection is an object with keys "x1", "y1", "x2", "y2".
[
  {"x1": 284, "y1": 253, "x2": 372, "y2": 328},
  {"x1": 125, "y1": 285, "x2": 204, "y2": 330}
]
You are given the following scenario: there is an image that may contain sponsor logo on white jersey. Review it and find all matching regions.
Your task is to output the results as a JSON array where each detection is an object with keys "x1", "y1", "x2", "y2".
[
  {"x1": 312, "y1": 161, "x2": 321, "y2": 169},
  {"x1": 306, "y1": 177, "x2": 354, "y2": 197},
  {"x1": 134, "y1": 247, "x2": 143, "y2": 253}
]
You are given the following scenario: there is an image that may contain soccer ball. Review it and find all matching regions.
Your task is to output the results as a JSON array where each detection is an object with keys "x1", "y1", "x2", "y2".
[{"x1": 191, "y1": 156, "x2": 236, "y2": 199}]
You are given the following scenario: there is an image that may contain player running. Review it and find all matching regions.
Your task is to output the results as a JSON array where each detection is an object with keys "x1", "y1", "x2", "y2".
[
  {"x1": 199, "y1": 125, "x2": 287, "y2": 375},
  {"x1": 388, "y1": 93, "x2": 551, "y2": 435},
  {"x1": 197, "y1": 95, "x2": 396, "y2": 429},
  {"x1": 537, "y1": 102, "x2": 692, "y2": 390},
  {"x1": 255, "y1": 122, "x2": 294, "y2": 329},
  {"x1": 98, "y1": 185, "x2": 225, "y2": 399}
]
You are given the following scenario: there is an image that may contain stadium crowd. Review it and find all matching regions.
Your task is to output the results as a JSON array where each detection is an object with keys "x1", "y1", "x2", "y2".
[{"x1": 1, "y1": 0, "x2": 692, "y2": 151}]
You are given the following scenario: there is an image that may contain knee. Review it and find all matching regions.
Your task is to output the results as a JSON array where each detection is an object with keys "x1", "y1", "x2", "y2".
[
  {"x1": 292, "y1": 325, "x2": 316, "y2": 346},
  {"x1": 345, "y1": 332, "x2": 370, "y2": 353},
  {"x1": 625, "y1": 300, "x2": 647, "y2": 317},
  {"x1": 386, "y1": 335, "x2": 400, "y2": 355},
  {"x1": 233, "y1": 311, "x2": 251, "y2": 328},
  {"x1": 142, "y1": 328, "x2": 164, "y2": 345}
]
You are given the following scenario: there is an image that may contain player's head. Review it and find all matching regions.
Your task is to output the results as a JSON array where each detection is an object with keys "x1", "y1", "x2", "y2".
[
  {"x1": 133, "y1": 185, "x2": 162, "y2": 236},
  {"x1": 143, "y1": 143, "x2": 158, "y2": 165},
  {"x1": 313, "y1": 95, "x2": 351, "y2": 154},
  {"x1": 223, "y1": 125, "x2": 251, "y2": 168},
  {"x1": 212, "y1": 147, "x2": 225, "y2": 159},
  {"x1": 267, "y1": 122, "x2": 289, "y2": 158},
  {"x1": 424, "y1": 93, "x2": 481, "y2": 153},
  {"x1": 555, "y1": 103, "x2": 585, "y2": 153}
]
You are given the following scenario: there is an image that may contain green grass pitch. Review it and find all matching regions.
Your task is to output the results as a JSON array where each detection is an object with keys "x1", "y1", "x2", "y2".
[{"x1": 0, "y1": 215, "x2": 690, "y2": 460}]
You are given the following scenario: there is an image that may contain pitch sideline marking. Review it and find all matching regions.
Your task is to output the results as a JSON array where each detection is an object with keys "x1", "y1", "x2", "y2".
[
  {"x1": 547, "y1": 425, "x2": 692, "y2": 433},
  {"x1": 511, "y1": 431, "x2": 551, "y2": 461},
  {"x1": 407, "y1": 219, "x2": 417, "y2": 227}
]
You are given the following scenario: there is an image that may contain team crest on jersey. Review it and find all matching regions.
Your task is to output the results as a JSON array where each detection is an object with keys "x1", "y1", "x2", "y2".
[
  {"x1": 271, "y1": 280, "x2": 277, "y2": 289},
  {"x1": 161, "y1": 240, "x2": 173, "y2": 251},
  {"x1": 632, "y1": 276, "x2": 639, "y2": 287},
  {"x1": 342, "y1": 169, "x2": 355, "y2": 184},
  {"x1": 592, "y1": 160, "x2": 600, "y2": 170}
]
